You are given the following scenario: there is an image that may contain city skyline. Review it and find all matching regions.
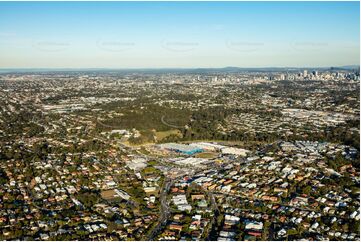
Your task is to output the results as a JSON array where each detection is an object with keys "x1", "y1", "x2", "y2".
[{"x1": 0, "y1": 1, "x2": 360, "y2": 68}]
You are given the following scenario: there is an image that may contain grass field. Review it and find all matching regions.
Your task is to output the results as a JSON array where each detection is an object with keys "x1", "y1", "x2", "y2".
[
  {"x1": 195, "y1": 152, "x2": 218, "y2": 159},
  {"x1": 155, "y1": 129, "x2": 182, "y2": 141}
]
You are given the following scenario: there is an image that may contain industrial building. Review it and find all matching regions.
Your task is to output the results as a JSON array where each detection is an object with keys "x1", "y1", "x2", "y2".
[{"x1": 159, "y1": 143, "x2": 204, "y2": 155}]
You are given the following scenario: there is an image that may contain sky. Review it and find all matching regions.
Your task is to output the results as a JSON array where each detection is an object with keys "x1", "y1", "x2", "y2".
[{"x1": 0, "y1": 1, "x2": 359, "y2": 68}]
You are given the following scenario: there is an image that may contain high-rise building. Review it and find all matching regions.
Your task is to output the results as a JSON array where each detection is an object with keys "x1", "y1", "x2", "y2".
[{"x1": 303, "y1": 70, "x2": 308, "y2": 77}]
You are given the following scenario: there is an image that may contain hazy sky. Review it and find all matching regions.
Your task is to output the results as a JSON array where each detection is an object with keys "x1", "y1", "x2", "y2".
[{"x1": 0, "y1": 1, "x2": 359, "y2": 68}]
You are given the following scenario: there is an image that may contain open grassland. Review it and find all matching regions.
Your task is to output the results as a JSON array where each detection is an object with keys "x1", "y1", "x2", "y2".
[{"x1": 155, "y1": 129, "x2": 183, "y2": 141}]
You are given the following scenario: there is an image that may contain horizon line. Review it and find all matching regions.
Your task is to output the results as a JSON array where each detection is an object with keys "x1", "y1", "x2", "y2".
[{"x1": 0, "y1": 65, "x2": 359, "y2": 71}]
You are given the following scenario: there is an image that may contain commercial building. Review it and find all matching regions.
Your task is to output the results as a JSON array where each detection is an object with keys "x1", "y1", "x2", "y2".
[{"x1": 159, "y1": 143, "x2": 204, "y2": 155}]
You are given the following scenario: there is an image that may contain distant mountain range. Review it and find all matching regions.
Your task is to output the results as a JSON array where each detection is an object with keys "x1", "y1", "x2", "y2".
[{"x1": 0, "y1": 65, "x2": 359, "y2": 74}]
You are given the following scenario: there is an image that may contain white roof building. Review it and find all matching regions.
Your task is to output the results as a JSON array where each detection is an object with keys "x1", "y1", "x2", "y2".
[
  {"x1": 221, "y1": 147, "x2": 249, "y2": 156},
  {"x1": 245, "y1": 221, "x2": 263, "y2": 231}
]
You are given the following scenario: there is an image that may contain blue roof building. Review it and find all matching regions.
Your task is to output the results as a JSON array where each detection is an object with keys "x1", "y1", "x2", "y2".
[{"x1": 159, "y1": 143, "x2": 204, "y2": 155}]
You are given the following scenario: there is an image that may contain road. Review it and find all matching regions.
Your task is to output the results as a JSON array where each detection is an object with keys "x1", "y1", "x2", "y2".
[
  {"x1": 96, "y1": 118, "x2": 123, "y2": 129},
  {"x1": 206, "y1": 191, "x2": 220, "y2": 240},
  {"x1": 160, "y1": 115, "x2": 184, "y2": 129},
  {"x1": 146, "y1": 178, "x2": 173, "y2": 240}
]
